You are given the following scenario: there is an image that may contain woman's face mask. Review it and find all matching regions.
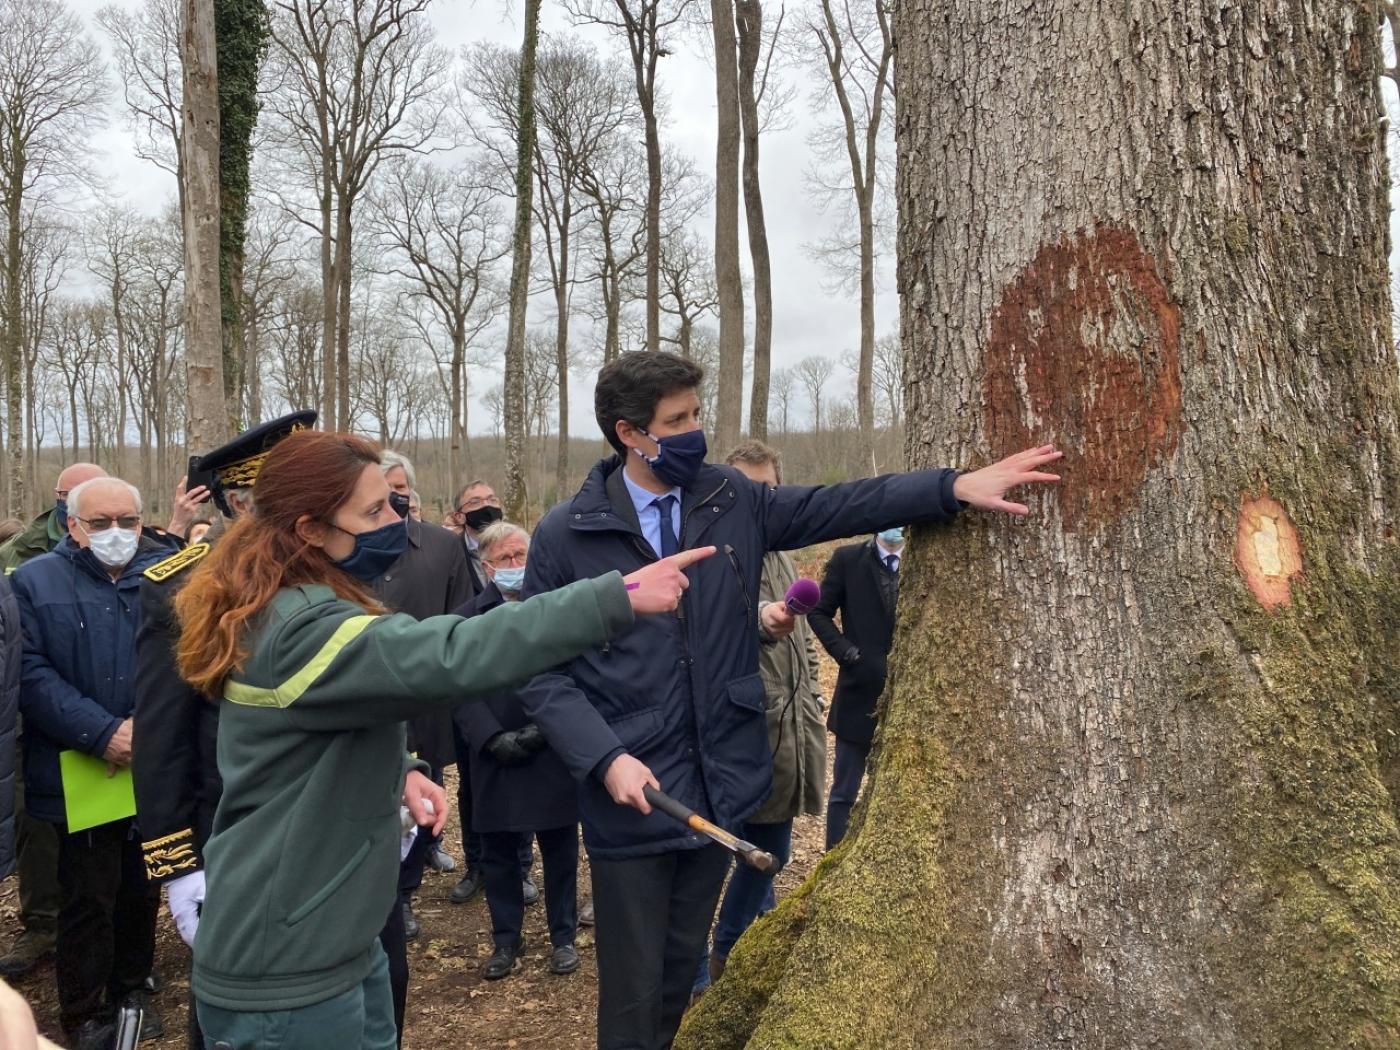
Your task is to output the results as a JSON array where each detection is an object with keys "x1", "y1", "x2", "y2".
[{"x1": 332, "y1": 517, "x2": 409, "y2": 582}]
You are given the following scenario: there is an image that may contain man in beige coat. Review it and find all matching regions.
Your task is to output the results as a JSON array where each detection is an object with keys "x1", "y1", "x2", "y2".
[{"x1": 696, "y1": 441, "x2": 828, "y2": 990}]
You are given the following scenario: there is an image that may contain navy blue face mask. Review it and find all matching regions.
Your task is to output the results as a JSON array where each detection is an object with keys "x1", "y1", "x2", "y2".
[
  {"x1": 333, "y1": 517, "x2": 409, "y2": 582},
  {"x1": 636, "y1": 427, "x2": 708, "y2": 489},
  {"x1": 55, "y1": 498, "x2": 67, "y2": 523}
]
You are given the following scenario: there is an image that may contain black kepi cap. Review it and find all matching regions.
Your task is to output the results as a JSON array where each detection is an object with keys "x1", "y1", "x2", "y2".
[{"x1": 196, "y1": 410, "x2": 317, "y2": 516}]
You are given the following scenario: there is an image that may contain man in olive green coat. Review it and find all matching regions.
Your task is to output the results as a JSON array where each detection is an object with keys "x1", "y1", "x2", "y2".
[{"x1": 696, "y1": 442, "x2": 828, "y2": 989}]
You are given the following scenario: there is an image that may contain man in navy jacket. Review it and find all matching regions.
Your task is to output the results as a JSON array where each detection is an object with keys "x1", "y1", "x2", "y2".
[
  {"x1": 521, "y1": 351, "x2": 1061, "y2": 1049},
  {"x1": 13, "y1": 478, "x2": 169, "y2": 1049}
]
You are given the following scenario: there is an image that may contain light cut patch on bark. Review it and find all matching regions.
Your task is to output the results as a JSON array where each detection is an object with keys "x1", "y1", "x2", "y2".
[{"x1": 1234, "y1": 495, "x2": 1303, "y2": 610}]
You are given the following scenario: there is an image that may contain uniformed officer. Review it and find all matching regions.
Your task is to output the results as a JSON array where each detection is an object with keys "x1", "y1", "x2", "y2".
[{"x1": 132, "y1": 410, "x2": 316, "y2": 1049}]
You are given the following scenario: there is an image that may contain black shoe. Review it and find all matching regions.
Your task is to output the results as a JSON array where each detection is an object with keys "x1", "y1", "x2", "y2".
[
  {"x1": 549, "y1": 944, "x2": 580, "y2": 975},
  {"x1": 0, "y1": 928, "x2": 55, "y2": 978},
  {"x1": 449, "y1": 869, "x2": 484, "y2": 904},
  {"x1": 521, "y1": 877, "x2": 540, "y2": 906},
  {"x1": 482, "y1": 939, "x2": 524, "y2": 980},
  {"x1": 119, "y1": 988, "x2": 163, "y2": 1042},
  {"x1": 579, "y1": 900, "x2": 595, "y2": 927},
  {"x1": 71, "y1": 1019, "x2": 115, "y2": 1050},
  {"x1": 141, "y1": 972, "x2": 159, "y2": 994},
  {"x1": 426, "y1": 843, "x2": 457, "y2": 873},
  {"x1": 402, "y1": 901, "x2": 420, "y2": 940}
]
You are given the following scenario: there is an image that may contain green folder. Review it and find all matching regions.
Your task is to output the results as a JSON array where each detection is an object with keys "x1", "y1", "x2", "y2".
[{"x1": 59, "y1": 750, "x2": 136, "y2": 832}]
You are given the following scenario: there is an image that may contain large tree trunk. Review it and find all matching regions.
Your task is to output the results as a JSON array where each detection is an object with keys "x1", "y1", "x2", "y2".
[
  {"x1": 736, "y1": 0, "x2": 771, "y2": 441},
  {"x1": 711, "y1": 0, "x2": 745, "y2": 453},
  {"x1": 677, "y1": 2, "x2": 1400, "y2": 1047},
  {"x1": 502, "y1": 0, "x2": 541, "y2": 523},
  {"x1": 214, "y1": 0, "x2": 267, "y2": 432},
  {"x1": 180, "y1": 0, "x2": 229, "y2": 454}
]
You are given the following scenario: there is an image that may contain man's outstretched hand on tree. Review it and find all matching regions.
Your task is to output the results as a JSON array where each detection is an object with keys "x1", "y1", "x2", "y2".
[{"x1": 952, "y1": 444, "x2": 1063, "y2": 516}]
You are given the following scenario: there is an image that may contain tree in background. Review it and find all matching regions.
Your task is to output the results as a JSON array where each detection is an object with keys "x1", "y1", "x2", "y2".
[
  {"x1": 0, "y1": 0, "x2": 106, "y2": 513},
  {"x1": 799, "y1": 0, "x2": 891, "y2": 470},
  {"x1": 179, "y1": 0, "x2": 228, "y2": 452},
  {"x1": 679, "y1": 0, "x2": 1400, "y2": 1045},
  {"x1": 566, "y1": 0, "x2": 694, "y2": 354},
  {"x1": 371, "y1": 158, "x2": 506, "y2": 482},
  {"x1": 500, "y1": 0, "x2": 542, "y2": 521},
  {"x1": 264, "y1": 0, "x2": 448, "y2": 429},
  {"x1": 214, "y1": 0, "x2": 272, "y2": 422}
]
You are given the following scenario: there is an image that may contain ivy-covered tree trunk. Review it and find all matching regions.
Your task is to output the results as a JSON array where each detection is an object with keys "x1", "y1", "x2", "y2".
[
  {"x1": 214, "y1": 0, "x2": 268, "y2": 429},
  {"x1": 677, "y1": 1, "x2": 1400, "y2": 1047}
]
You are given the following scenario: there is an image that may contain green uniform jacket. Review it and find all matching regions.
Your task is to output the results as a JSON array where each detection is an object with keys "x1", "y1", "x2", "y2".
[
  {"x1": 192, "y1": 573, "x2": 634, "y2": 1012},
  {"x1": 0, "y1": 510, "x2": 62, "y2": 575},
  {"x1": 751, "y1": 551, "x2": 827, "y2": 824}
]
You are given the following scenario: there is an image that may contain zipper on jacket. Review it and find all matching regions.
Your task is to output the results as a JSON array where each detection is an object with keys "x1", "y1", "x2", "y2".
[{"x1": 722, "y1": 545, "x2": 753, "y2": 620}]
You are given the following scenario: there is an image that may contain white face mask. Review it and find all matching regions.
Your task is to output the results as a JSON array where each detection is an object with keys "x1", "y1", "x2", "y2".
[{"x1": 83, "y1": 525, "x2": 140, "y2": 569}]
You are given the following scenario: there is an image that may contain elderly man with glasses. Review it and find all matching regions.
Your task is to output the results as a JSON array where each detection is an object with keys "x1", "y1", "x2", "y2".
[{"x1": 10, "y1": 477, "x2": 173, "y2": 1049}]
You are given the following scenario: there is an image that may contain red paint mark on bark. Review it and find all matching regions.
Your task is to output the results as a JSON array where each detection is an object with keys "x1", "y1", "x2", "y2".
[
  {"x1": 1234, "y1": 495, "x2": 1303, "y2": 610},
  {"x1": 984, "y1": 225, "x2": 1183, "y2": 529}
]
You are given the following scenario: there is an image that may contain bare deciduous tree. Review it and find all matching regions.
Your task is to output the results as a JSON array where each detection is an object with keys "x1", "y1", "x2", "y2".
[
  {"x1": 801, "y1": 0, "x2": 892, "y2": 469},
  {"x1": 0, "y1": 0, "x2": 105, "y2": 512},
  {"x1": 659, "y1": 227, "x2": 718, "y2": 359},
  {"x1": 180, "y1": 0, "x2": 228, "y2": 452},
  {"x1": 372, "y1": 158, "x2": 506, "y2": 482},
  {"x1": 264, "y1": 0, "x2": 449, "y2": 428},
  {"x1": 565, "y1": 0, "x2": 693, "y2": 353},
  {"x1": 794, "y1": 351, "x2": 833, "y2": 433}
]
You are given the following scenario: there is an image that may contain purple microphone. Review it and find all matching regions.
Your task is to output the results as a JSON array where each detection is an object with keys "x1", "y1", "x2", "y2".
[{"x1": 784, "y1": 577, "x2": 821, "y2": 616}]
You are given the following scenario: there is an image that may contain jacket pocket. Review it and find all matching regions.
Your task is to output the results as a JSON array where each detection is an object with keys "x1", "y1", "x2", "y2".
[
  {"x1": 284, "y1": 838, "x2": 372, "y2": 926},
  {"x1": 607, "y1": 705, "x2": 666, "y2": 755},
  {"x1": 703, "y1": 674, "x2": 772, "y2": 822},
  {"x1": 726, "y1": 673, "x2": 767, "y2": 714}
]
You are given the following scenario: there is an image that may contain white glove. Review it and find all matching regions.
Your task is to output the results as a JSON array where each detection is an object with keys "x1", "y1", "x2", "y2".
[
  {"x1": 165, "y1": 870, "x2": 205, "y2": 948},
  {"x1": 400, "y1": 799, "x2": 434, "y2": 861}
]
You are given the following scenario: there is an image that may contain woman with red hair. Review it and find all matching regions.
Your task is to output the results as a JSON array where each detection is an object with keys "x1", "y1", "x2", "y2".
[{"x1": 174, "y1": 429, "x2": 708, "y2": 1049}]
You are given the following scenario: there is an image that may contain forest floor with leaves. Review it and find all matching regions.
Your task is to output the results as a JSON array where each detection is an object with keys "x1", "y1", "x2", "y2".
[{"x1": 1, "y1": 546, "x2": 843, "y2": 1048}]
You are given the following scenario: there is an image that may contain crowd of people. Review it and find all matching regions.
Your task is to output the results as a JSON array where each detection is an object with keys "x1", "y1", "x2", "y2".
[{"x1": 0, "y1": 350, "x2": 1060, "y2": 1050}]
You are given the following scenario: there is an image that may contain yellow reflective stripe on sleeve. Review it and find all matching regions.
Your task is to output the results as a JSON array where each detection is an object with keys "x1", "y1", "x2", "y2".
[{"x1": 224, "y1": 615, "x2": 377, "y2": 708}]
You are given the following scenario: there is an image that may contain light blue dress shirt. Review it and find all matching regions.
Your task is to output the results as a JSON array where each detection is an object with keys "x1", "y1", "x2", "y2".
[{"x1": 621, "y1": 468, "x2": 683, "y2": 558}]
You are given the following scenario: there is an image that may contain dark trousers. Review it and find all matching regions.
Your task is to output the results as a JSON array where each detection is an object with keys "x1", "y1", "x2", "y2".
[
  {"x1": 55, "y1": 820, "x2": 159, "y2": 1034},
  {"x1": 482, "y1": 826, "x2": 577, "y2": 949},
  {"x1": 451, "y1": 727, "x2": 484, "y2": 870},
  {"x1": 397, "y1": 766, "x2": 445, "y2": 898},
  {"x1": 591, "y1": 844, "x2": 730, "y2": 1050},
  {"x1": 825, "y1": 736, "x2": 872, "y2": 849},
  {"x1": 15, "y1": 745, "x2": 60, "y2": 937},
  {"x1": 378, "y1": 901, "x2": 409, "y2": 1047}
]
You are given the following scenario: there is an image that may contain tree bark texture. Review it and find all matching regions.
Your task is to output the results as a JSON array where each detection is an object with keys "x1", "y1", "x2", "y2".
[
  {"x1": 502, "y1": 0, "x2": 541, "y2": 523},
  {"x1": 181, "y1": 0, "x2": 230, "y2": 453},
  {"x1": 736, "y1": 0, "x2": 771, "y2": 441},
  {"x1": 711, "y1": 0, "x2": 745, "y2": 453},
  {"x1": 677, "y1": 2, "x2": 1400, "y2": 1047}
]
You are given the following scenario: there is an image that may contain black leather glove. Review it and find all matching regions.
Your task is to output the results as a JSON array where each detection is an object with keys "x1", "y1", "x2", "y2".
[
  {"x1": 840, "y1": 646, "x2": 862, "y2": 668},
  {"x1": 485, "y1": 731, "x2": 532, "y2": 766},
  {"x1": 515, "y1": 723, "x2": 547, "y2": 754}
]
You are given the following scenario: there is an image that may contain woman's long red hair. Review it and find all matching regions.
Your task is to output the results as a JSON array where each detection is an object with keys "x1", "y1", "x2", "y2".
[{"x1": 175, "y1": 430, "x2": 386, "y2": 696}]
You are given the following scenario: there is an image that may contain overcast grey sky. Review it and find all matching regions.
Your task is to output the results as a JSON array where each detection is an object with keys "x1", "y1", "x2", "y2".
[{"x1": 64, "y1": 0, "x2": 890, "y2": 436}]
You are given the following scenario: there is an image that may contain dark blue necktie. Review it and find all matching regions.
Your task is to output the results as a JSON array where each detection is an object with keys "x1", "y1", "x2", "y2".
[
  {"x1": 886, "y1": 554, "x2": 899, "y2": 573},
  {"x1": 653, "y1": 496, "x2": 678, "y2": 558}
]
